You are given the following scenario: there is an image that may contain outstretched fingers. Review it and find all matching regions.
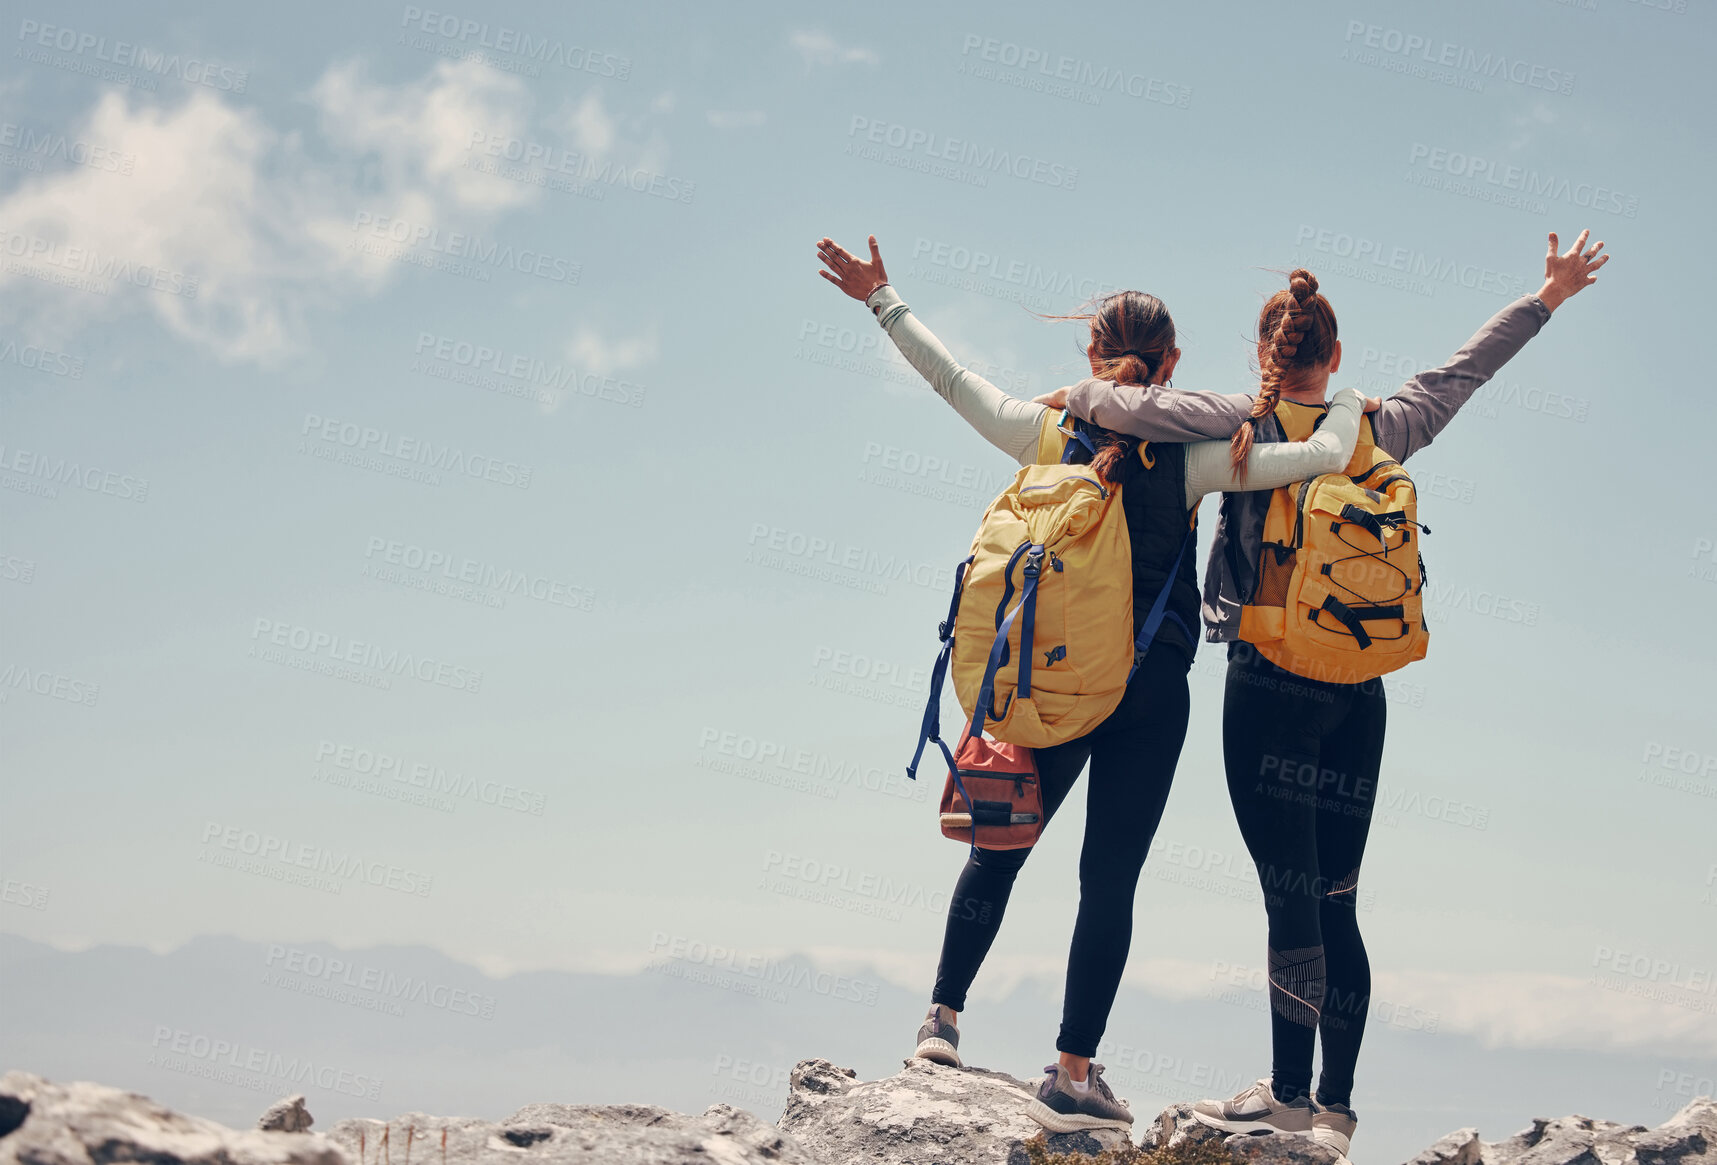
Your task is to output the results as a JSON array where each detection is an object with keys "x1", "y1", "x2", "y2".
[{"x1": 1564, "y1": 228, "x2": 1592, "y2": 259}]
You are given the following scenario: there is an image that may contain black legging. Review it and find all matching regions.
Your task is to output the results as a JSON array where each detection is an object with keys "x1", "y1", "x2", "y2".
[
  {"x1": 1221, "y1": 642, "x2": 1386, "y2": 1109},
  {"x1": 929, "y1": 647, "x2": 1192, "y2": 1058}
]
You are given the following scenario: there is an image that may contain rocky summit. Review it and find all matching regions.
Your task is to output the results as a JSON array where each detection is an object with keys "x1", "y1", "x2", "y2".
[{"x1": 2, "y1": 1063, "x2": 1712, "y2": 1165}]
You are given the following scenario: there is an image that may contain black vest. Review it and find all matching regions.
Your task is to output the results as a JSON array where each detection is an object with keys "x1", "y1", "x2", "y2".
[{"x1": 1066, "y1": 422, "x2": 1201, "y2": 661}]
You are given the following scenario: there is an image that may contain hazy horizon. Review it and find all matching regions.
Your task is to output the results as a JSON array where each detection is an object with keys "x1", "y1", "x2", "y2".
[{"x1": 3, "y1": 0, "x2": 1714, "y2": 1159}]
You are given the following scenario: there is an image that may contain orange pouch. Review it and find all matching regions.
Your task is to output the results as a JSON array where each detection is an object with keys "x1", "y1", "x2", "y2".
[{"x1": 938, "y1": 729, "x2": 1043, "y2": 851}]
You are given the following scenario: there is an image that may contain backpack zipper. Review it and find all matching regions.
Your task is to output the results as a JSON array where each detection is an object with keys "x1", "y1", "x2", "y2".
[{"x1": 1020, "y1": 475, "x2": 1107, "y2": 500}]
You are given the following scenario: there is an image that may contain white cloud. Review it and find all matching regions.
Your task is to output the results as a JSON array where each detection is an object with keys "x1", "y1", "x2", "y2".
[
  {"x1": 568, "y1": 326, "x2": 657, "y2": 377},
  {"x1": 309, "y1": 57, "x2": 537, "y2": 213},
  {"x1": 789, "y1": 31, "x2": 879, "y2": 70},
  {"x1": 707, "y1": 110, "x2": 767, "y2": 130},
  {"x1": 0, "y1": 59, "x2": 677, "y2": 364}
]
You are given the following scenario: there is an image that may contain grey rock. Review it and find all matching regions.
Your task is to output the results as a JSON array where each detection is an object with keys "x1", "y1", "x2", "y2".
[
  {"x1": 324, "y1": 1102, "x2": 812, "y2": 1165},
  {"x1": 777, "y1": 1057, "x2": 1130, "y2": 1164},
  {"x1": 1225, "y1": 1131, "x2": 1344, "y2": 1165},
  {"x1": 0, "y1": 1071, "x2": 349, "y2": 1165},
  {"x1": 1469, "y1": 1100, "x2": 1717, "y2": 1165},
  {"x1": 1139, "y1": 1101, "x2": 1228, "y2": 1150},
  {"x1": 1407, "y1": 1128, "x2": 1483, "y2": 1165},
  {"x1": 259, "y1": 1096, "x2": 314, "y2": 1133},
  {"x1": 3, "y1": 1065, "x2": 1712, "y2": 1165}
]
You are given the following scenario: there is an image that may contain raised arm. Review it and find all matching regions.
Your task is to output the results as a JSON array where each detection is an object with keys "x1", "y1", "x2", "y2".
[
  {"x1": 1371, "y1": 230, "x2": 1609, "y2": 462},
  {"x1": 818, "y1": 235, "x2": 1045, "y2": 466},
  {"x1": 1181, "y1": 388, "x2": 1365, "y2": 505}
]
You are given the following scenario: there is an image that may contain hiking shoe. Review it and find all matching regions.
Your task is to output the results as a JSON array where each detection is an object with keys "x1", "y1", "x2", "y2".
[
  {"x1": 1190, "y1": 1077, "x2": 1314, "y2": 1135},
  {"x1": 912, "y1": 1005, "x2": 961, "y2": 1067},
  {"x1": 1025, "y1": 1063, "x2": 1133, "y2": 1133},
  {"x1": 1311, "y1": 1102, "x2": 1357, "y2": 1155}
]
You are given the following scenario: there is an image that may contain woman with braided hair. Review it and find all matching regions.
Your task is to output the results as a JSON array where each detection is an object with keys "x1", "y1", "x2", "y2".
[
  {"x1": 1056, "y1": 231, "x2": 1610, "y2": 1154},
  {"x1": 816, "y1": 233, "x2": 1372, "y2": 1136}
]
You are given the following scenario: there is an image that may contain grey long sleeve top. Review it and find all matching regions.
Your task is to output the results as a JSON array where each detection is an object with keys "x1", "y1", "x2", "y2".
[
  {"x1": 863, "y1": 284, "x2": 1365, "y2": 507},
  {"x1": 1060, "y1": 294, "x2": 1555, "y2": 642}
]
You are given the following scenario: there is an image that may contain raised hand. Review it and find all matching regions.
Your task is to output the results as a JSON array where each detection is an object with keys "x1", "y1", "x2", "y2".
[
  {"x1": 817, "y1": 235, "x2": 889, "y2": 303},
  {"x1": 1538, "y1": 229, "x2": 1609, "y2": 311}
]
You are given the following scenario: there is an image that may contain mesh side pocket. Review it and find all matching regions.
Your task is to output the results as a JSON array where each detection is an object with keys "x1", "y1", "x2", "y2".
[{"x1": 1253, "y1": 543, "x2": 1297, "y2": 608}]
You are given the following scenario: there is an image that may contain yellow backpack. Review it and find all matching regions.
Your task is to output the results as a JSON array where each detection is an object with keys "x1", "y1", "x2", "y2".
[
  {"x1": 1238, "y1": 401, "x2": 1431, "y2": 685},
  {"x1": 907, "y1": 412, "x2": 1192, "y2": 777}
]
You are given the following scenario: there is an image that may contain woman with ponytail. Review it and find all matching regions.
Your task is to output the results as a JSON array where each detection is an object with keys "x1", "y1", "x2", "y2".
[
  {"x1": 1059, "y1": 233, "x2": 1610, "y2": 1154},
  {"x1": 816, "y1": 235, "x2": 1369, "y2": 1135}
]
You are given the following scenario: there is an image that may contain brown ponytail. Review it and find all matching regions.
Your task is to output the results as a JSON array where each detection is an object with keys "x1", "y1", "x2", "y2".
[
  {"x1": 1229, "y1": 269, "x2": 1339, "y2": 479},
  {"x1": 1045, "y1": 290, "x2": 1176, "y2": 484}
]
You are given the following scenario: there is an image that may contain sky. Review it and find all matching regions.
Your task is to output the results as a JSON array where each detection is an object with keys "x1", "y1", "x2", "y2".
[{"x1": 2, "y1": 0, "x2": 1714, "y2": 1138}]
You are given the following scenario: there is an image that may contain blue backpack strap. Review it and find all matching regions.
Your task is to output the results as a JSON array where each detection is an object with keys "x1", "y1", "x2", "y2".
[
  {"x1": 906, "y1": 555, "x2": 974, "y2": 780},
  {"x1": 1128, "y1": 525, "x2": 1195, "y2": 678},
  {"x1": 973, "y1": 544, "x2": 1044, "y2": 742},
  {"x1": 1060, "y1": 415, "x2": 1098, "y2": 464}
]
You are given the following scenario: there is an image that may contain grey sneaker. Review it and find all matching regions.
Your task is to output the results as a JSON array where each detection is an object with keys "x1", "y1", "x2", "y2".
[
  {"x1": 913, "y1": 1005, "x2": 961, "y2": 1067},
  {"x1": 1312, "y1": 1102, "x2": 1357, "y2": 1155},
  {"x1": 1025, "y1": 1063, "x2": 1133, "y2": 1133},
  {"x1": 1190, "y1": 1077, "x2": 1314, "y2": 1135}
]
